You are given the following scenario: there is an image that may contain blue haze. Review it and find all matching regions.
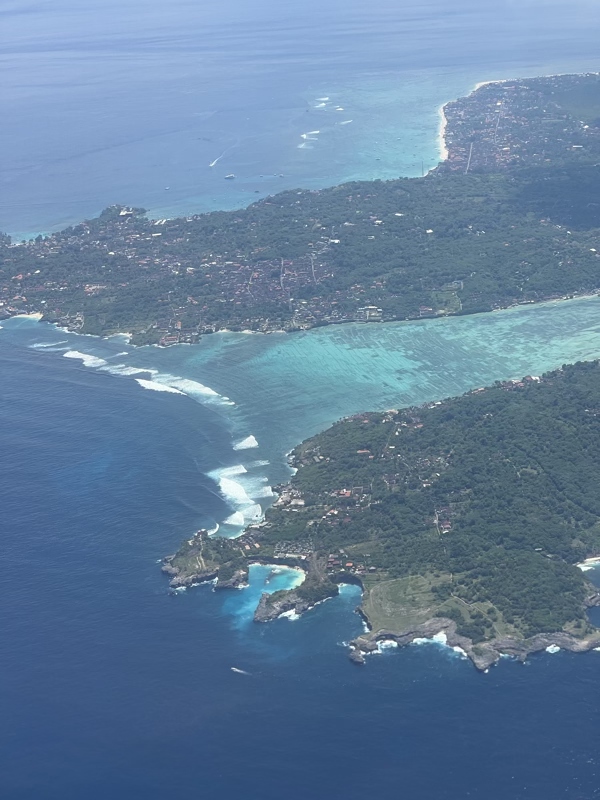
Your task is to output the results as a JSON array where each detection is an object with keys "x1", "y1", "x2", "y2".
[{"x1": 2, "y1": 0, "x2": 600, "y2": 238}]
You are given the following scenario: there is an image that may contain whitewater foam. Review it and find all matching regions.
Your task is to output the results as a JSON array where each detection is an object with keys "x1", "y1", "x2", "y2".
[
  {"x1": 100, "y1": 364, "x2": 151, "y2": 377},
  {"x1": 233, "y1": 435, "x2": 259, "y2": 451},
  {"x1": 279, "y1": 609, "x2": 300, "y2": 621},
  {"x1": 214, "y1": 465, "x2": 248, "y2": 478},
  {"x1": 219, "y1": 476, "x2": 253, "y2": 506},
  {"x1": 135, "y1": 379, "x2": 186, "y2": 395},
  {"x1": 63, "y1": 350, "x2": 108, "y2": 368},
  {"x1": 223, "y1": 511, "x2": 245, "y2": 526},
  {"x1": 148, "y1": 373, "x2": 234, "y2": 405}
]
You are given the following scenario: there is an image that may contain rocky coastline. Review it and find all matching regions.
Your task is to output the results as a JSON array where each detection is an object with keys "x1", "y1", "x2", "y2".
[
  {"x1": 161, "y1": 553, "x2": 248, "y2": 590},
  {"x1": 348, "y1": 617, "x2": 600, "y2": 671},
  {"x1": 254, "y1": 588, "x2": 331, "y2": 622}
]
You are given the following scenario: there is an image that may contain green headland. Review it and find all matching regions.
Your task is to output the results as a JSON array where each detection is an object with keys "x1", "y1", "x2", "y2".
[{"x1": 164, "y1": 360, "x2": 600, "y2": 669}]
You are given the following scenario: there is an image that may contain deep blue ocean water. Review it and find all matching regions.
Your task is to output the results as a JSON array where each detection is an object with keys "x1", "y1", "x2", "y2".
[{"x1": 3, "y1": 308, "x2": 600, "y2": 799}]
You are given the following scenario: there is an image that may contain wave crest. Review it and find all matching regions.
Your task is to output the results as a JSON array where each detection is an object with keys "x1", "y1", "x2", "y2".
[
  {"x1": 233, "y1": 435, "x2": 259, "y2": 450},
  {"x1": 63, "y1": 350, "x2": 107, "y2": 368},
  {"x1": 135, "y1": 379, "x2": 185, "y2": 395}
]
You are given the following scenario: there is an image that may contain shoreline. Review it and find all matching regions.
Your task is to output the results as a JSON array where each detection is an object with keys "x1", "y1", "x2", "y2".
[
  {"x1": 436, "y1": 104, "x2": 449, "y2": 163},
  {"x1": 8, "y1": 68, "x2": 600, "y2": 244},
  {"x1": 578, "y1": 556, "x2": 600, "y2": 572},
  {"x1": 9, "y1": 285, "x2": 599, "y2": 347},
  {"x1": 348, "y1": 617, "x2": 600, "y2": 672},
  {"x1": 9, "y1": 70, "x2": 600, "y2": 671}
]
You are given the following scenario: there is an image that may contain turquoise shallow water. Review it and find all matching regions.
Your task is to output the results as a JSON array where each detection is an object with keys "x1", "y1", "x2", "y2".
[
  {"x1": 7, "y1": 294, "x2": 600, "y2": 532},
  {"x1": 120, "y1": 295, "x2": 600, "y2": 483}
]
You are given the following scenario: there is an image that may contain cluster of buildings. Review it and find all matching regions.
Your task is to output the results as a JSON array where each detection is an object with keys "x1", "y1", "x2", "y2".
[
  {"x1": 0, "y1": 205, "x2": 394, "y2": 336},
  {"x1": 326, "y1": 552, "x2": 377, "y2": 577},
  {"x1": 442, "y1": 74, "x2": 600, "y2": 174},
  {"x1": 272, "y1": 539, "x2": 314, "y2": 559}
]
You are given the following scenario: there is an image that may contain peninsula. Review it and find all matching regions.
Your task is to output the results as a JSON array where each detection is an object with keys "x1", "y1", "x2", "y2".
[
  {"x1": 164, "y1": 361, "x2": 600, "y2": 670},
  {"x1": 2, "y1": 73, "x2": 600, "y2": 345}
]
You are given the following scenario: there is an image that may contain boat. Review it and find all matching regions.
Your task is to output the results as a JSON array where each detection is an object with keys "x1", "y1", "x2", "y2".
[{"x1": 225, "y1": 174, "x2": 236, "y2": 180}]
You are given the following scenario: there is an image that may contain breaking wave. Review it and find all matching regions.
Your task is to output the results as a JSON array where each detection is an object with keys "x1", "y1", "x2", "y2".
[
  {"x1": 209, "y1": 464, "x2": 275, "y2": 529},
  {"x1": 63, "y1": 350, "x2": 108, "y2": 368},
  {"x1": 149, "y1": 373, "x2": 234, "y2": 405},
  {"x1": 223, "y1": 511, "x2": 245, "y2": 526},
  {"x1": 135, "y1": 379, "x2": 185, "y2": 395},
  {"x1": 101, "y1": 364, "x2": 154, "y2": 377},
  {"x1": 233, "y1": 435, "x2": 259, "y2": 450}
]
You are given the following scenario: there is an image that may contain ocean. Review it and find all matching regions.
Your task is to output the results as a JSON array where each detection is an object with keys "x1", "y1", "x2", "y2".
[
  {"x1": 4, "y1": 0, "x2": 600, "y2": 796},
  {"x1": 2, "y1": 303, "x2": 600, "y2": 799},
  {"x1": 2, "y1": 0, "x2": 600, "y2": 239}
]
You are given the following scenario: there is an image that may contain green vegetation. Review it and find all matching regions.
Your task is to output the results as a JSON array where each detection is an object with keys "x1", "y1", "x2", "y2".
[
  {"x1": 258, "y1": 362, "x2": 600, "y2": 641},
  {"x1": 2, "y1": 74, "x2": 600, "y2": 341}
]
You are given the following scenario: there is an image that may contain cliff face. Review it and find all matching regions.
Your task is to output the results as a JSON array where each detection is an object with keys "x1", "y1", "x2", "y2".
[
  {"x1": 161, "y1": 557, "x2": 217, "y2": 588},
  {"x1": 214, "y1": 569, "x2": 248, "y2": 590},
  {"x1": 254, "y1": 590, "x2": 320, "y2": 622},
  {"x1": 349, "y1": 618, "x2": 600, "y2": 671}
]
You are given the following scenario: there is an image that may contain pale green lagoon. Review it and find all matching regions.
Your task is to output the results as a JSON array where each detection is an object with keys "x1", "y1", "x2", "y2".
[
  {"x1": 147, "y1": 295, "x2": 600, "y2": 465},
  {"x1": 8, "y1": 294, "x2": 600, "y2": 529}
]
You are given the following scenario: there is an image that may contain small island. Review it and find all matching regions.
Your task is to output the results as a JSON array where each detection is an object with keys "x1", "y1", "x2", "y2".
[{"x1": 164, "y1": 361, "x2": 600, "y2": 669}]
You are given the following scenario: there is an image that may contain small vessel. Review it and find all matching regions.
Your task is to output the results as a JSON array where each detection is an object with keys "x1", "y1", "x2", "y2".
[
  {"x1": 225, "y1": 174, "x2": 236, "y2": 180},
  {"x1": 231, "y1": 667, "x2": 250, "y2": 675}
]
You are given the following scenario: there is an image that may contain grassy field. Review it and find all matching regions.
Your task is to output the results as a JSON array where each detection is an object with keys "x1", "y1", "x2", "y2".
[
  {"x1": 361, "y1": 572, "x2": 523, "y2": 639},
  {"x1": 362, "y1": 573, "x2": 448, "y2": 632}
]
